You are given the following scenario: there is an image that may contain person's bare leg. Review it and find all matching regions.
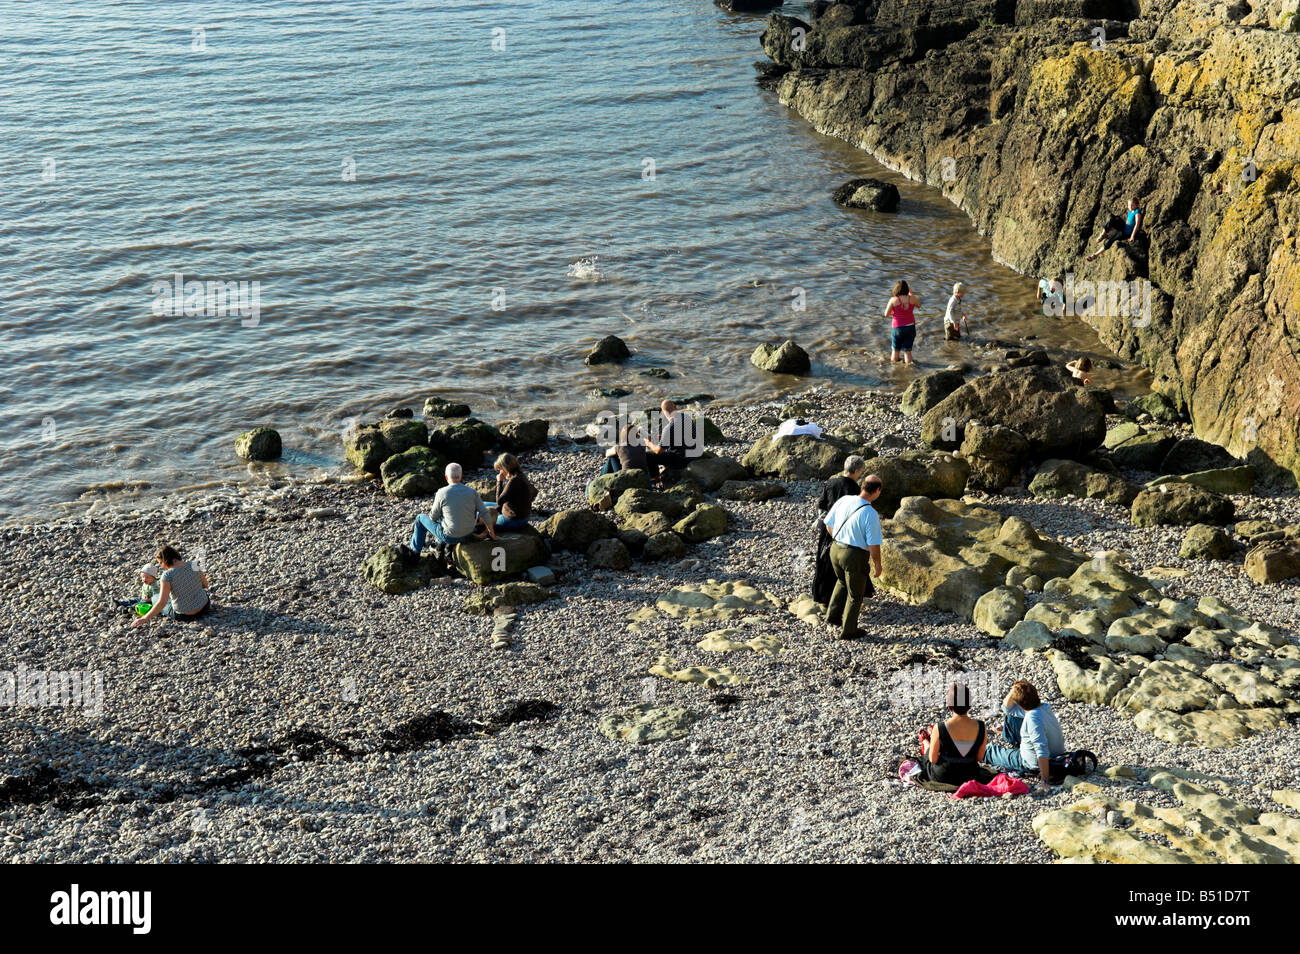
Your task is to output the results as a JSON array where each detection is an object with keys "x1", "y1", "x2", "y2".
[
  {"x1": 891, "y1": 348, "x2": 900, "y2": 362},
  {"x1": 903, "y1": 349, "x2": 913, "y2": 365}
]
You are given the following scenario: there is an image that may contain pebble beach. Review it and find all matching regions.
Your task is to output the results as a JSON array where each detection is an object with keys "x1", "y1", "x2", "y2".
[{"x1": 3, "y1": 388, "x2": 1297, "y2": 863}]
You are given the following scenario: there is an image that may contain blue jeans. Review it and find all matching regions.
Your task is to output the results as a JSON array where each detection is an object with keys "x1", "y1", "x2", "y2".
[
  {"x1": 410, "y1": 515, "x2": 471, "y2": 554},
  {"x1": 495, "y1": 515, "x2": 528, "y2": 531},
  {"x1": 599, "y1": 457, "x2": 621, "y2": 476},
  {"x1": 984, "y1": 709, "x2": 1028, "y2": 772}
]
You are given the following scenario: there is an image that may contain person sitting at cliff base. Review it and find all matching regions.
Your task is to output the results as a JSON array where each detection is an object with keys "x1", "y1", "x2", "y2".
[{"x1": 1086, "y1": 198, "x2": 1143, "y2": 261}]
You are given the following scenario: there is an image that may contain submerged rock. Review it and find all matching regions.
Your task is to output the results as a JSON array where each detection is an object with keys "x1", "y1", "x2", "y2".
[
  {"x1": 423, "y1": 396, "x2": 472, "y2": 418},
  {"x1": 584, "y1": 335, "x2": 630, "y2": 365},
  {"x1": 750, "y1": 339, "x2": 811, "y2": 375},
  {"x1": 344, "y1": 418, "x2": 428, "y2": 475},
  {"x1": 832, "y1": 176, "x2": 900, "y2": 212},
  {"x1": 235, "y1": 427, "x2": 281, "y2": 461}
]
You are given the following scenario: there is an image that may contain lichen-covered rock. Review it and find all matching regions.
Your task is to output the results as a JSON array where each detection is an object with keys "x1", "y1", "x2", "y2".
[
  {"x1": 622, "y1": 511, "x2": 675, "y2": 537},
  {"x1": 380, "y1": 446, "x2": 448, "y2": 498},
  {"x1": 673, "y1": 503, "x2": 729, "y2": 542},
  {"x1": 1030, "y1": 458, "x2": 1139, "y2": 506},
  {"x1": 900, "y1": 368, "x2": 966, "y2": 417},
  {"x1": 1107, "y1": 427, "x2": 1178, "y2": 471},
  {"x1": 598, "y1": 704, "x2": 696, "y2": 744},
  {"x1": 741, "y1": 432, "x2": 875, "y2": 481},
  {"x1": 586, "y1": 537, "x2": 632, "y2": 571},
  {"x1": 1003, "y1": 619, "x2": 1054, "y2": 652},
  {"x1": 235, "y1": 427, "x2": 281, "y2": 461},
  {"x1": 427, "y1": 418, "x2": 500, "y2": 469},
  {"x1": 362, "y1": 545, "x2": 440, "y2": 594},
  {"x1": 832, "y1": 176, "x2": 900, "y2": 212},
  {"x1": 538, "y1": 508, "x2": 617, "y2": 553},
  {"x1": 686, "y1": 455, "x2": 749, "y2": 491},
  {"x1": 463, "y1": 582, "x2": 551, "y2": 615},
  {"x1": 857, "y1": 451, "x2": 970, "y2": 517},
  {"x1": 750, "y1": 339, "x2": 811, "y2": 374},
  {"x1": 1131, "y1": 482, "x2": 1235, "y2": 527},
  {"x1": 451, "y1": 528, "x2": 550, "y2": 585},
  {"x1": 922, "y1": 366, "x2": 1107, "y2": 461},
  {"x1": 643, "y1": 531, "x2": 687, "y2": 561},
  {"x1": 423, "y1": 396, "x2": 472, "y2": 418},
  {"x1": 344, "y1": 418, "x2": 428, "y2": 475},
  {"x1": 496, "y1": 419, "x2": 549, "y2": 450},
  {"x1": 763, "y1": 8, "x2": 1300, "y2": 485},
  {"x1": 585, "y1": 467, "x2": 651, "y2": 506},
  {"x1": 1147, "y1": 465, "x2": 1255, "y2": 495},
  {"x1": 716, "y1": 479, "x2": 787, "y2": 501},
  {"x1": 973, "y1": 585, "x2": 1026, "y2": 637},
  {"x1": 614, "y1": 488, "x2": 687, "y2": 523},
  {"x1": 1178, "y1": 523, "x2": 1235, "y2": 560}
]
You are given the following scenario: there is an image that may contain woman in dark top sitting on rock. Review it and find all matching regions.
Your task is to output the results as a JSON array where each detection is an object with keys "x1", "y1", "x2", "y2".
[
  {"x1": 916, "y1": 683, "x2": 988, "y2": 785},
  {"x1": 616, "y1": 422, "x2": 649, "y2": 472},
  {"x1": 812, "y1": 455, "x2": 866, "y2": 604},
  {"x1": 493, "y1": 453, "x2": 535, "y2": 531}
]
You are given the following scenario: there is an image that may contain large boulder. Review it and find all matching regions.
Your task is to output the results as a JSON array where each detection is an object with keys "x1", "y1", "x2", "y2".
[
  {"x1": 362, "y1": 545, "x2": 440, "y2": 594},
  {"x1": 686, "y1": 456, "x2": 749, "y2": 492},
  {"x1": 742, "y1": 432, "x2": 875, "y2": 481},
  {"x1": 585, "y1": 335, "x2": 629, "y2": 365},
  {"x1": 496, "y1": 419, "x2": 549, "y2": 450},
  {"x1": 900, "y1": 369, "x2": 966, "y2": 417},
  {"x1": 1160, "y1": 437, "x2": 1240, "y2": 475},
  {"x1": 750, "y1": 339, "x2": 811, "y2": 375},
  {"x1": 860, "y1": 451, "x2": 970, "y2": 517},
  {"x1": 1029, "y1": 459, "x2": 1139, "y2": 506},
  {"x1": 428, "y1": 418, "x2": 500, "y2": 469},
  {"x1": 1179, "y1": 524, "x2": 1235, "y2": 560},
  {"x1": 960, "y1": 421, "x2": 1030, "y2": 491},
  {"x1": 344, "y1": 418, "x2": 428, "y2": 475},
  {"x1": 1244, "y1": 542, "x2": 1300, "y2": 585},
  {"x1": 879, "y1": 496, "x2": 1085, "y2": 619},
  {"x1": 832, "y1": 177, "x2": 900, "y2": 212},
  {"x1": 643, "y1": 532, "x2": 687, "y2": 561},
  {"x1": 586, "y1": 537, "x2": 632, "y2": 571},
  {"x1": 1131, "y1": 483, "x2": 1236, "y2": 527},
  {"x1": 921, "y1": 366, "x2": 1107, "y2": 461},
  {"x1": 235, "y1": 427, "x2": 281, "y2": 461},
  {"x1": 1107, "y1": 426, "x2": 1178, "y2": 471},
  {"x1": 673, "y1": 503, "x2": 729, "y2": 542},
  {"x1": 1125, "y1": 392, "x2": 1182, "y2": 424},
  {"x1": 380, "y1": 446, "x2": 449, "y2": 498},
  {"x1": 1147, "y1": 466, "x2": 1256, "y2": 496},
  {"x1": 974, "y1": 585, "x2": 1027, "y2": 637},
  {"x1": 451, "y1": 528, "x2": 550, "y2": 584},
  {"x1": 586, "y1": 467, "x2": 651, "y2": 506},
  {"x1": 615, "y1": 488, "x2": 687, "y2": 523},
  {"x1": 540, "y1": 509, "x2": 617, "y2": 552}
]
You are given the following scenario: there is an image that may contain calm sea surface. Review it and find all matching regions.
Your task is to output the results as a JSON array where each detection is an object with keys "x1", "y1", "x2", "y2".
[{"x1": 0, "y1": 0, "x2": 1148, "y2": 521}]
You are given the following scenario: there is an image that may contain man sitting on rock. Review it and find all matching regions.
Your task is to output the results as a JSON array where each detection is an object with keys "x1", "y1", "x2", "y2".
[
  {"x1": 409, "y1": 462, "x2": 496, "y2": 556},
  {"x1": 821, "y1": 474, "x2": 884, "y2": 640}
]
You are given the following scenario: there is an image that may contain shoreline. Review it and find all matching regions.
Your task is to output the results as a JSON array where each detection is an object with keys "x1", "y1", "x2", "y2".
[{"x1": 3, "y1": 385, "x2": 1298, "y2": 862}]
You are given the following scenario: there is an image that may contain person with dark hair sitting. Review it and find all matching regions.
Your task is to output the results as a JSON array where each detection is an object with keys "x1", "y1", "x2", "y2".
[
  {"x1": 914, "y1": 683, "x2": 989, "y2": 786},
  {"x1": 131, "y1": 544, "x2": 211, "y2": 627}
]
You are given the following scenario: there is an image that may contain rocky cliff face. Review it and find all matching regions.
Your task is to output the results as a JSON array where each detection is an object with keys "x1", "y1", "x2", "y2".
[{"x1": 759, "y1": 0, "x2": 1300, "y2": 484}]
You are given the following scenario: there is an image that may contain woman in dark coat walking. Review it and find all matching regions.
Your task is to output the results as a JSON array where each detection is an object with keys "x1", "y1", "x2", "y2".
[{"x1": 812, "y1": 455, "x2": 867, "y2": 604}]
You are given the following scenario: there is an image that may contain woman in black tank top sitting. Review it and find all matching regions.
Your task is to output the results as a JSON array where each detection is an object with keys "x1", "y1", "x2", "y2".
[{"x1": 916, "y1": 683, "x2": 988, "y2": 785}]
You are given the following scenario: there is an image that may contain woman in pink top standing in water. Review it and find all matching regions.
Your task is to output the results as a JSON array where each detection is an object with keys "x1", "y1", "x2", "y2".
[{"x1": 885, "y1": 280, "x2": 921, "y2": 364}]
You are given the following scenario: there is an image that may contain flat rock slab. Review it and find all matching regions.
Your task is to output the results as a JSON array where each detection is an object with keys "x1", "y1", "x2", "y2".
[{"x1": 598, "y1": 704, "x2": 697, "y2": 744}]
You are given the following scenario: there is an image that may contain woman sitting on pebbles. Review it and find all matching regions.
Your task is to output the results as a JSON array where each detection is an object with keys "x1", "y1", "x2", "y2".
[
  {"x1": 907, "y1": 682, "x2": 988, "y2": 786},
  {"x1": 493, "y1": 453, "x2": 536, "y2": 531},
  {"x1": 983, "y1": 680, "x2": 1066, "y2": 792},
  {"x1": 132, "y1": 544, "x2": 211, "y2": 627}
]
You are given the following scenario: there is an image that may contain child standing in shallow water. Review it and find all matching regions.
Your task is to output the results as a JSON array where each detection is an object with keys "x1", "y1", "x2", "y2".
[
  {"x1": 944, "y1": 282, "x2": 970, "y2": 340},
  {"x1": 885, "y1": 280, "x2": 920, "y2": 364}
]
